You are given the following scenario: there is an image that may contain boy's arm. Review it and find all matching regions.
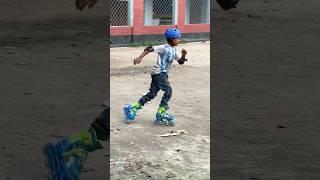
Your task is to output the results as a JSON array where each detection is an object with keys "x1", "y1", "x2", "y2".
[
  {"x1": 177, "y1": 49, "x2": 188, "y2": 65},
  {"x1": 133, "y1": 46, "x2": 154, "y2": 65}
]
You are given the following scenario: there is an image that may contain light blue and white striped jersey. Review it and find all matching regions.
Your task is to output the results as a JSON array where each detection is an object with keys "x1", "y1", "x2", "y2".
[{"x1": 151, "y1": 44, "x2": 180, "y2": 75}]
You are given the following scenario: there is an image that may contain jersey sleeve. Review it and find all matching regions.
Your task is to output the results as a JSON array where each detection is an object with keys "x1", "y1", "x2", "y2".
[
  {"x1": 174, "y1": 49, "x2": 181, "y2": 61},
  {"x1": 153, "y1": 45, "x2": 166, "y2": 54}
]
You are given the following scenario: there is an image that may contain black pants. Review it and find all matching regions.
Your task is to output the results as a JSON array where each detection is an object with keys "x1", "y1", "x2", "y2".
[
  {"x1": 138, "y1": 72, "x2": 172, "y2": 108},
  {"x1": 91, "y1": 107, "x2": 109, "y2": 141}
]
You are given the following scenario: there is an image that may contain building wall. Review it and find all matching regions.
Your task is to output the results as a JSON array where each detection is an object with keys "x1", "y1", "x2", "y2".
[{"x1": 110, "y1": 0, "x2": 210, "y2": 45}]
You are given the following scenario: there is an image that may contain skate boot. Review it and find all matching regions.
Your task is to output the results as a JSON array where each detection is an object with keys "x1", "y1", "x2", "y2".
[
  {"x1": 43, "y1": 137, "x2": 70, "y2": 180},
  {"x1": 123, "y1": 102, "x2": 142, "y2": 123},
  {"x1": 154, "y1": 106, "x2": 175, "y2": 126},
  {"x1": 43, "y1": 128, "x2": 103, "y2": 180},
  {"x1": 43, "y1": 138, "x2": 85, "y2": 180}
]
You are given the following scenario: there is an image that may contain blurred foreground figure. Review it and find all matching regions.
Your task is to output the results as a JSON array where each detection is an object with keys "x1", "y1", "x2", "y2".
[
  {"x1": 75, "y1": 0, "x2": 98, "y2": 10},
  {"x1": 43, "y1": 1, "x2": 109, "y2": 179},
  {"x1": 216, "y1": 0, "x2": 239, "y2": 10},
  {"x1": 43, "y1": 107, "x2": 109, "y2": 180}
]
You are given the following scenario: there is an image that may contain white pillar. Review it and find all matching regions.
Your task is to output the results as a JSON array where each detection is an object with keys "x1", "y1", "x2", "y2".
[
  {"x1": 144, "y1": 0, "x2": 154, "y2": 25},
  {"x1": 128, "y1": 0, "x2": 134, "y2": 26}
]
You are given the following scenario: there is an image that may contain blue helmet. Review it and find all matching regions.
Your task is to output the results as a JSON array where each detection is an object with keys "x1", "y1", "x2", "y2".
[{"x1": 164, "y1": 28, "x2": 181, "y2": 39}]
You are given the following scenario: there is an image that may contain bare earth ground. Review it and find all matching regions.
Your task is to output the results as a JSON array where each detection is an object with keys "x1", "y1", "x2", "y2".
[
  {"x1": 0, "y1": 1, "x2": 107, "y2": 179},
  {"x1": 214, "y1": 0, "x2": 320, "y2": 179},
  {"x1": 110, "y1": 42, "x2": 210, "y2": 179}
]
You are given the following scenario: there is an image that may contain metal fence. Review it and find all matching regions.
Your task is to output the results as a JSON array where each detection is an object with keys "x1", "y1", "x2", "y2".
[
  {"x1": 185, "y1": 0, "x2": 210, "y2": 24},
  {"x1": 144, "y1": 0, "x2": 177, "y2": 26},
  {"x1": 110, "y1": 0, "x2": 210, "y2": 27},
  {"x1": 110, "y1": 0, "x2": 133, "y2": 26}
]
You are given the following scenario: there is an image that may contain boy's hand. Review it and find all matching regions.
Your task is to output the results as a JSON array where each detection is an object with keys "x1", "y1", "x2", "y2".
[
  {"x1": 75, "y1": 0, "x2": 98, "y2": 10},
  {"x1": 181, "y1": 49, "x2": 187, "y2": 56},
  {"x1": 134, "y1": 57, "x2": 142, "y2": 65}
]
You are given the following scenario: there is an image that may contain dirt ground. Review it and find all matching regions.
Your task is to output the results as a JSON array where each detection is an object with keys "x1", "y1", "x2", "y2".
[
  {"x1": 0, "y1": 0, "x2": 107, "y2": 179},
  {"x1": 110, "y1": 42, "x2": 210, "y2": 179},
  {"x1": 213, "y1": 0, "x2": 320, "y2": 179}
]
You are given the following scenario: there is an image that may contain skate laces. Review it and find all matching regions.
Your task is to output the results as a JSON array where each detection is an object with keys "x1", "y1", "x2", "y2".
[
  {"x1": 63, "y1": 148, "x2": 88, "y2": 164},
  {"x1": 157, "y1": 106, "x2": 171, "y2": 116},
  {"x1": 131, "y1": 102, "x2": 142, "y2": 113},
  {"x1": 158, "y1": 106, "x2": 166, "y2": 113},
  {"x1": 68, "y1": 128, "x2": 102, "y2": 152}
]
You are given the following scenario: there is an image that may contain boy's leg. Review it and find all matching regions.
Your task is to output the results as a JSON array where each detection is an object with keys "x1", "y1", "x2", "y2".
[
  {"x1": 154, "y1": 73, "x2": 175, "y2": 126},
  {"x1": 139, "y1": 75, "x2": 160, "y2": 106},
  {"x1": 158, "y1": 73, "x2": 172, "y2": 108},
  {"x1": 90, "y1": 107, "x2": 109, "y2": 142},
  {"x1": 124, "y1": 75, "x2": 160, "y2": 122},
  {"x1": 69, "y1": 106, "x2": 109, "y2": 151}
]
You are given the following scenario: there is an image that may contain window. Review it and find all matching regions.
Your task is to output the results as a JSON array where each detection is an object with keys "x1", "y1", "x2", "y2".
[
  {"x1": 144, "y1": 0, "x2": 177, "y2": 26},
  {"x1": 110, "y1": 0, "x2": 133, "y2": 26},
  {"x1": 185, "y1": 0, "x2": 210, "y2": 24}
]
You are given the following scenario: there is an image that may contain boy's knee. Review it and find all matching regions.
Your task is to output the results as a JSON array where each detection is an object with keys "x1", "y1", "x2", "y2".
[
  {"x1": 164, "y1": 86, "x2": 172, "y2": 94},
  {"x1": 148, "y1": 92, "x2": 157, "y2": 99}
]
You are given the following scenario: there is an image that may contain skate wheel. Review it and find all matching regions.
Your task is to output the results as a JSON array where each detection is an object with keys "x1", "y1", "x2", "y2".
[
  {"x1": 125, "y1": 119, "x2": 132, "y2": 124},
  {"x1": 153, "y1": 120, "x2": 159, "y2": 125},
  {"x1": 153, "y1": 119, "x2": 163, "y2": 125},
  {"x1": 167, "y1": 121, "x2": 175, "y2": 126}
]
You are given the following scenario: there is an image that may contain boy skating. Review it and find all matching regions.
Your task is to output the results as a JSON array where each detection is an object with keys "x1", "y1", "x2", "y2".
[{"x1": 123, "y1": 28, "x2": 188, "y2": 126}]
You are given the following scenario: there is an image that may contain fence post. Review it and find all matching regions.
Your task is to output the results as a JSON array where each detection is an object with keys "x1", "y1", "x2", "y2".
[
  {"x1": 132, "y1": 0, "x2": 144, "y2": 40},
  {"x1": 177, "y1": 0, "x2": 186, "y2": 32}
]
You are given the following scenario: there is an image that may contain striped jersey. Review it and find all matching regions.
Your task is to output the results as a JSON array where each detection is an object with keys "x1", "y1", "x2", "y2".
[{"x1": 150, "y1": 44, "x2": 180, "y2": 75}]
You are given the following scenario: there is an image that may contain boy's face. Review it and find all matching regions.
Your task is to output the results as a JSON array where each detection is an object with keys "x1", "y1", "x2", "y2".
[{"x1": 171, "y1": 38, "x2": 180, "y2": 46}]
